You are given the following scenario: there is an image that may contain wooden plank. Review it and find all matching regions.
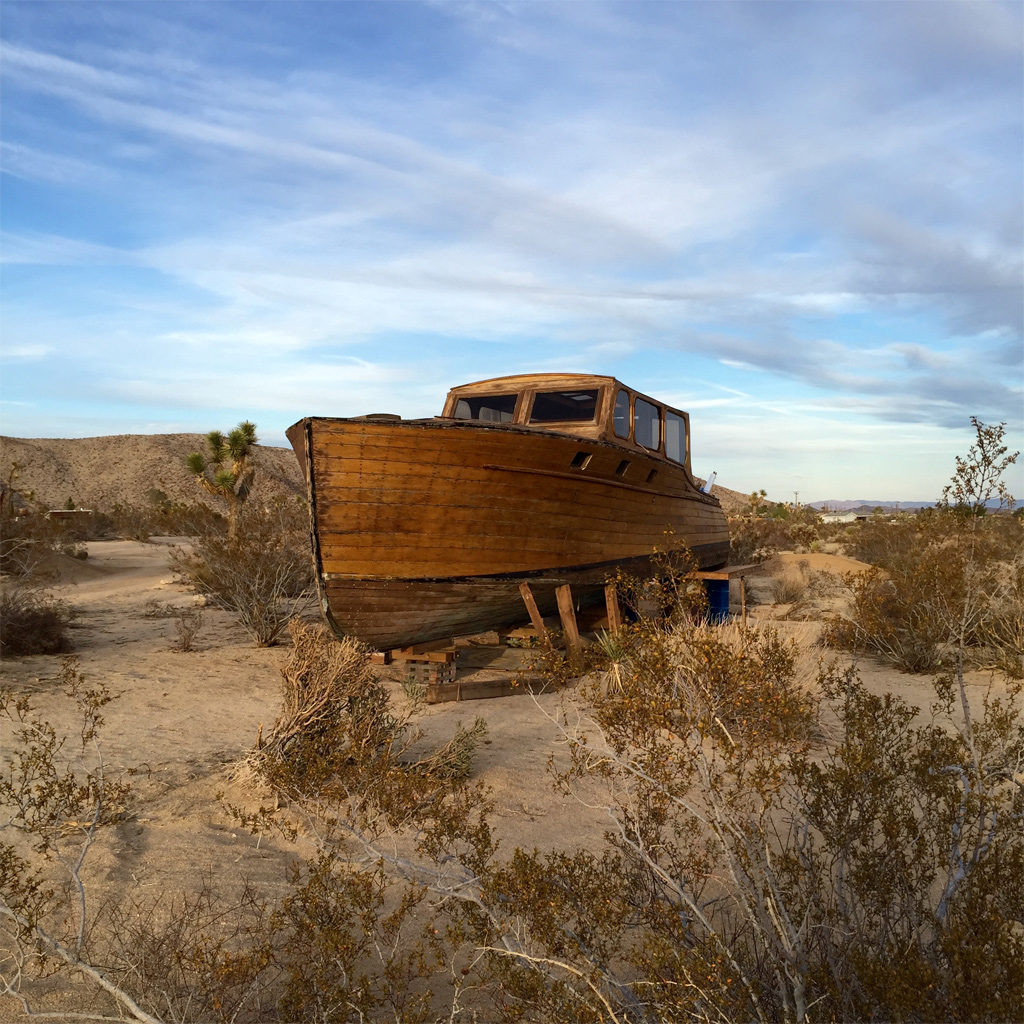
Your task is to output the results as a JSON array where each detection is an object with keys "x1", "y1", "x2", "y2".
[
  {"x1": 313, "y1": 474, "x2": 696, "y2": 513},
  {"x1": 319, "y1": 532, "x2": 732, "y2": 581},
  {"x1": 394, "y1": 640, "x2": 455, "y2": 655},
  {"x1": 555, "y1": 584, "x2": 582, "y2": 667},
  {"x1": 425, "y1": 675, "x2": 551, "y2": 704},
  {"x1": 694, "y1": 563, "x2": 761, "y2": 580},
  {"x1": 518, "y1": 582, "x2": 547, "y2": 635},
  {"x1": 391, "y1": 647, "x2": 457, "y2": 664},
  {"x1": 604, "y1": 583, "x2": 622, "y2": 635},
  {"x1": 314, "y1": 501, "x2": 729, "y2": 547}
]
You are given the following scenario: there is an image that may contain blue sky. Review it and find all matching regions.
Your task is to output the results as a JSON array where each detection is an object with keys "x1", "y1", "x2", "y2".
[{"x1": 1, "y1": 0, "x2": 1021, "y2": 501}]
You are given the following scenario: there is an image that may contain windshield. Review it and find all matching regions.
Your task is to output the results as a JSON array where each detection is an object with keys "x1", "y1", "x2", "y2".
[
  {"x1": 529, "y1": 389, "x2": 599, "y2": 423},
  {"x1": 453, "y1": 394, "x2": 518, "y2": 422}
]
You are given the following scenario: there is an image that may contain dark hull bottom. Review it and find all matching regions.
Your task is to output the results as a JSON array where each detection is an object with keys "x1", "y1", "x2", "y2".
[{"x1": 320, "y1": 541, "x2": 730, "y2": 649}]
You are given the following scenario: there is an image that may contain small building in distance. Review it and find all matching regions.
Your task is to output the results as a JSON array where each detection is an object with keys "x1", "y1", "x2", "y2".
[{"x1": 820, "y1": 511, "x2": 867, "y2": 524}]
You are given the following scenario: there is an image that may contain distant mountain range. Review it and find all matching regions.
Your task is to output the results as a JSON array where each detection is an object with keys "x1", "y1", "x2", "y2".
[
  {"x1": 807, "y1": 499, "x2": 936, "y2": 511},
  {"x1": 808, "y1": 499, "x2": 1011, "y2": 511}
]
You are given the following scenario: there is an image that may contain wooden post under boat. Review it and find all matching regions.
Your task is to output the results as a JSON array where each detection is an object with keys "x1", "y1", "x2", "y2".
[{"x1": 287, "y1": 373, "x2": 730, "y2": 650}]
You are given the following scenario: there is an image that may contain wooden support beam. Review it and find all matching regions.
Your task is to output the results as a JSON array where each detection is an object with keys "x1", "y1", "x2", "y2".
[
  {"x1": 740, "y1": 577, "x2": 747, "y2": 629},
  {"x1": 391, "y1": 647, "x2": 457, "y2": 664},
  {"x1": 395, "y1": 639, "x2": 455, "y2": 655},
  {"x1": 518, "y1": 581, "x2": 548, "y2": 635},
  {"x1": 555, "y1": 584, "x2": 582, "y2": 670},
  {"x1": 604, "y1": 583, "x2": 622, "y2": 635}
]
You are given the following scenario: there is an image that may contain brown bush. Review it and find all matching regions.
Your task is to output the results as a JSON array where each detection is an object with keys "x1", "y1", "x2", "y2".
[
  {"x1": 170, "y1": 607, "x2": 203, "y2": 652},
  {"x1": 729, "y1": 507, "x2": 823, "y2": 563},
  {"x1": 0, "y1": 509, "x2": 61, "y2": 578},
  {"x1": 771, "y1": 571, "x2": 807, "y2": 604},
  {"x1": 169, "y1": 499, "x2": 314, "y2": 646},
  {"x1": 108, "y1": 499, "x2": 226, "y2": 542},
  {"x1": 0, "y1": 585, "x2": 73, "y2": 656}
]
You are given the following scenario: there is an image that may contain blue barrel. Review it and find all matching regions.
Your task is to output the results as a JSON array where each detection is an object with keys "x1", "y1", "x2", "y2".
[{"x1": 704, "y1": 579, "x2": 729, "y2": 623}]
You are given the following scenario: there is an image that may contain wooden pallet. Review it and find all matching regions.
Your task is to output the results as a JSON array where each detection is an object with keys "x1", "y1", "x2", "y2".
[{"x1": 391, "y1": 644, "x2": 458, "y2": 687}]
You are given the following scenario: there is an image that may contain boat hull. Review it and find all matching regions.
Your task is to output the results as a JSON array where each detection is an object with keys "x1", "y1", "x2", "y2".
[{"x1": 289, "y1": 416, "x2": 729, "y2": 649}]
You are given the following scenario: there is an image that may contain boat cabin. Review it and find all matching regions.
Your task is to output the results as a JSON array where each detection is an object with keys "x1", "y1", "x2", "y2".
[{"x1": 441, "y1": 373, "x2": 691, "y2": 472}]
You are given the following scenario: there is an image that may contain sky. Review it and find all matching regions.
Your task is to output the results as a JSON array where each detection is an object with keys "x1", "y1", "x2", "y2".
[{"x1": 1, "y1": 1, "x2": 1021, "y2": 502}]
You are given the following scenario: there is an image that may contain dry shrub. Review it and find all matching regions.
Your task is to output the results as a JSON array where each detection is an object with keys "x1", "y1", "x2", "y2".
[
  {"x1": 0, "y1": 659, "x2": 451, "y2": 1024},
  {"x1": 240, "y1": 620, "x2": 486, "y2": 799},
  {"x1": 251, "y1": 619, "x2": 379, "y2": 767},
  {"x1": 88, "y1": 880, "x2": 277, "y2": 1024},
  {"x1": 0, "y1": 585, "x2": 72, "y2": 656},
  {"x1": 169, "y1": 498, "x2": 314, "y2": 646},
  {"x1": 842, "y1": 514, "x2": 923, "y2": 569},
  {"x1": 771, "y1": 571, "x2": 807, "y2": 604},
  {"x1": 729, "y1": 508, "x2": 824, "y2": 564},
  {"x1": 462, "y1": 612, "x2": 1024, "y2": 1024},
  {"x1": 109, "y1": 499, "x2": 226, "y2": 542},
  {"x1": 0, "y1": 510, "x2": 60, "y2": 579},
  {"x1": 822, "y1": 564, "x2": 948, "y2": 672},
  {"x1": 824, "y1": 420, "x2": 1021, "y2": 674},
  {"x1": 171, "y1": 607, "x2": 203, "y2": 652}
]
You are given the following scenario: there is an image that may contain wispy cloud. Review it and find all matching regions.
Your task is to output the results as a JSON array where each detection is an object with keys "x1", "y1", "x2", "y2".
[{"x1": 0, "y1": 1, "x2": 1019, "y2": 497}]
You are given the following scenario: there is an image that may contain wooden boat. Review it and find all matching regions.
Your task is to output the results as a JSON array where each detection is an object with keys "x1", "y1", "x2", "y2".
[{"x1": 286, "y1": 373, "x2": 729, "y2": 649}]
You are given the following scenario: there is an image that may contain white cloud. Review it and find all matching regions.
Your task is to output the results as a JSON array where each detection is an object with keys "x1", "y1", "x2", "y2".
[{"x1": 0, "y1": 2, "x2": 1019, "y2": 498}]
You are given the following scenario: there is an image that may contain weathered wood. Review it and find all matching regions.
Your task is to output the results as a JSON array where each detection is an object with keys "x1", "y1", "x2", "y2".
[
  {"x1": 391, "y1": 647, "x2": 457, "y2": 664},
  {"x1": 291, "y1": 373, "x2": 730, "y2": 649},
  {"x1": 393, "y1": 640, "x2": 455, "y2": 656},
  {"x1": 425, "y1": 674, "x2": 551, "y2": 704},
  {"x1": 604, "y1": 583, "x2": 622, "y2": 635},
  {"x1": 404, "y1": 660, "x2": 456, "y2": 687},
  {"x1": 518, "y1": 582, "x2": 547, "y2": 635},
  {"x1": 555, "y1": 584, "x2": 582, "y2": 668}
]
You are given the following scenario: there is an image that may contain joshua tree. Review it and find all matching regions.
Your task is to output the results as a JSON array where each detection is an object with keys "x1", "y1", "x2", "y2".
[
  {"x1": 748, "y1": 488, "x2": 768, "y2": 516},
  {"x1": 185, "y1": 421, "x2": 258, "y2": 539}
]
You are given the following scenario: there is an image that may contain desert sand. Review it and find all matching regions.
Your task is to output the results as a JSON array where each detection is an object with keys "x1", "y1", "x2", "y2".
[
  {"x1": 3, "y1": 538, "x2": 997, "y2": 896},
  {"x1": 2, "y1": 530, "x2": 1014, "y2": 1024}
]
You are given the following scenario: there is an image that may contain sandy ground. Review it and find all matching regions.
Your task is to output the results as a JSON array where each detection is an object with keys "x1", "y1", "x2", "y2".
[
  {"x1": 1, "y1": 541, "x2": 1008, "y2": 991},
  {"x1": 1, "y1": 541, "x2": 622, "y2": 904}
]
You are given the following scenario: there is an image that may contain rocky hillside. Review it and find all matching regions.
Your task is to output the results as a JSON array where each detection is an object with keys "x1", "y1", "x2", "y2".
[
  {"x1": 0, "y1": 434, "x2": 304, "y2": 512},
  {"x1": 706, "y1": 483, "x2": 748, "y2": 515}
]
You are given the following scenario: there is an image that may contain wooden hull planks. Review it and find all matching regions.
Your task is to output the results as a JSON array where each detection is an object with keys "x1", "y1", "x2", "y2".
[{"x1": 288, "y1": 415, "x2": 730, "y2": 649}]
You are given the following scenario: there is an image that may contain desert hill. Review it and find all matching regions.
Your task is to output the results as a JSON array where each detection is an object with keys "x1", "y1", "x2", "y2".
[
  {"x1": 0, "y1": 433, "x2": 752, "y2": 516},
  {"x1": 0, "y1": 434, "x2": 305, "y2": 512},
  {"x1": 707, "y1": 483, "x2": 749, "y2": 515}
]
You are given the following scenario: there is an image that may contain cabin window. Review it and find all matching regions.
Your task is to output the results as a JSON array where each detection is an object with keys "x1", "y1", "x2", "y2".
[
  {"x1": 646, "y1": 469, "x2": 659, "y2": 483},
  {"x1": 454, "y1": 394, "x2": 518, "y2": 422},
  {"x1": 613, "y1": 389, "x2": 630, "y2": 438},
  {"x1": 665, "y1": 412, "x2": 686, "y2": 464},
  {"x1": 570, "y1": 451, "x2": 592, "y2": 469},
  {"x1": 634, "y1": 398, "x2": 661, "y2": 451},
  {"x1": 529, "y1": 389, "x2": 599, "y2": 423},
  {"x1": 616, "y1": 460, "x2": 630, "y2": 476}
]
